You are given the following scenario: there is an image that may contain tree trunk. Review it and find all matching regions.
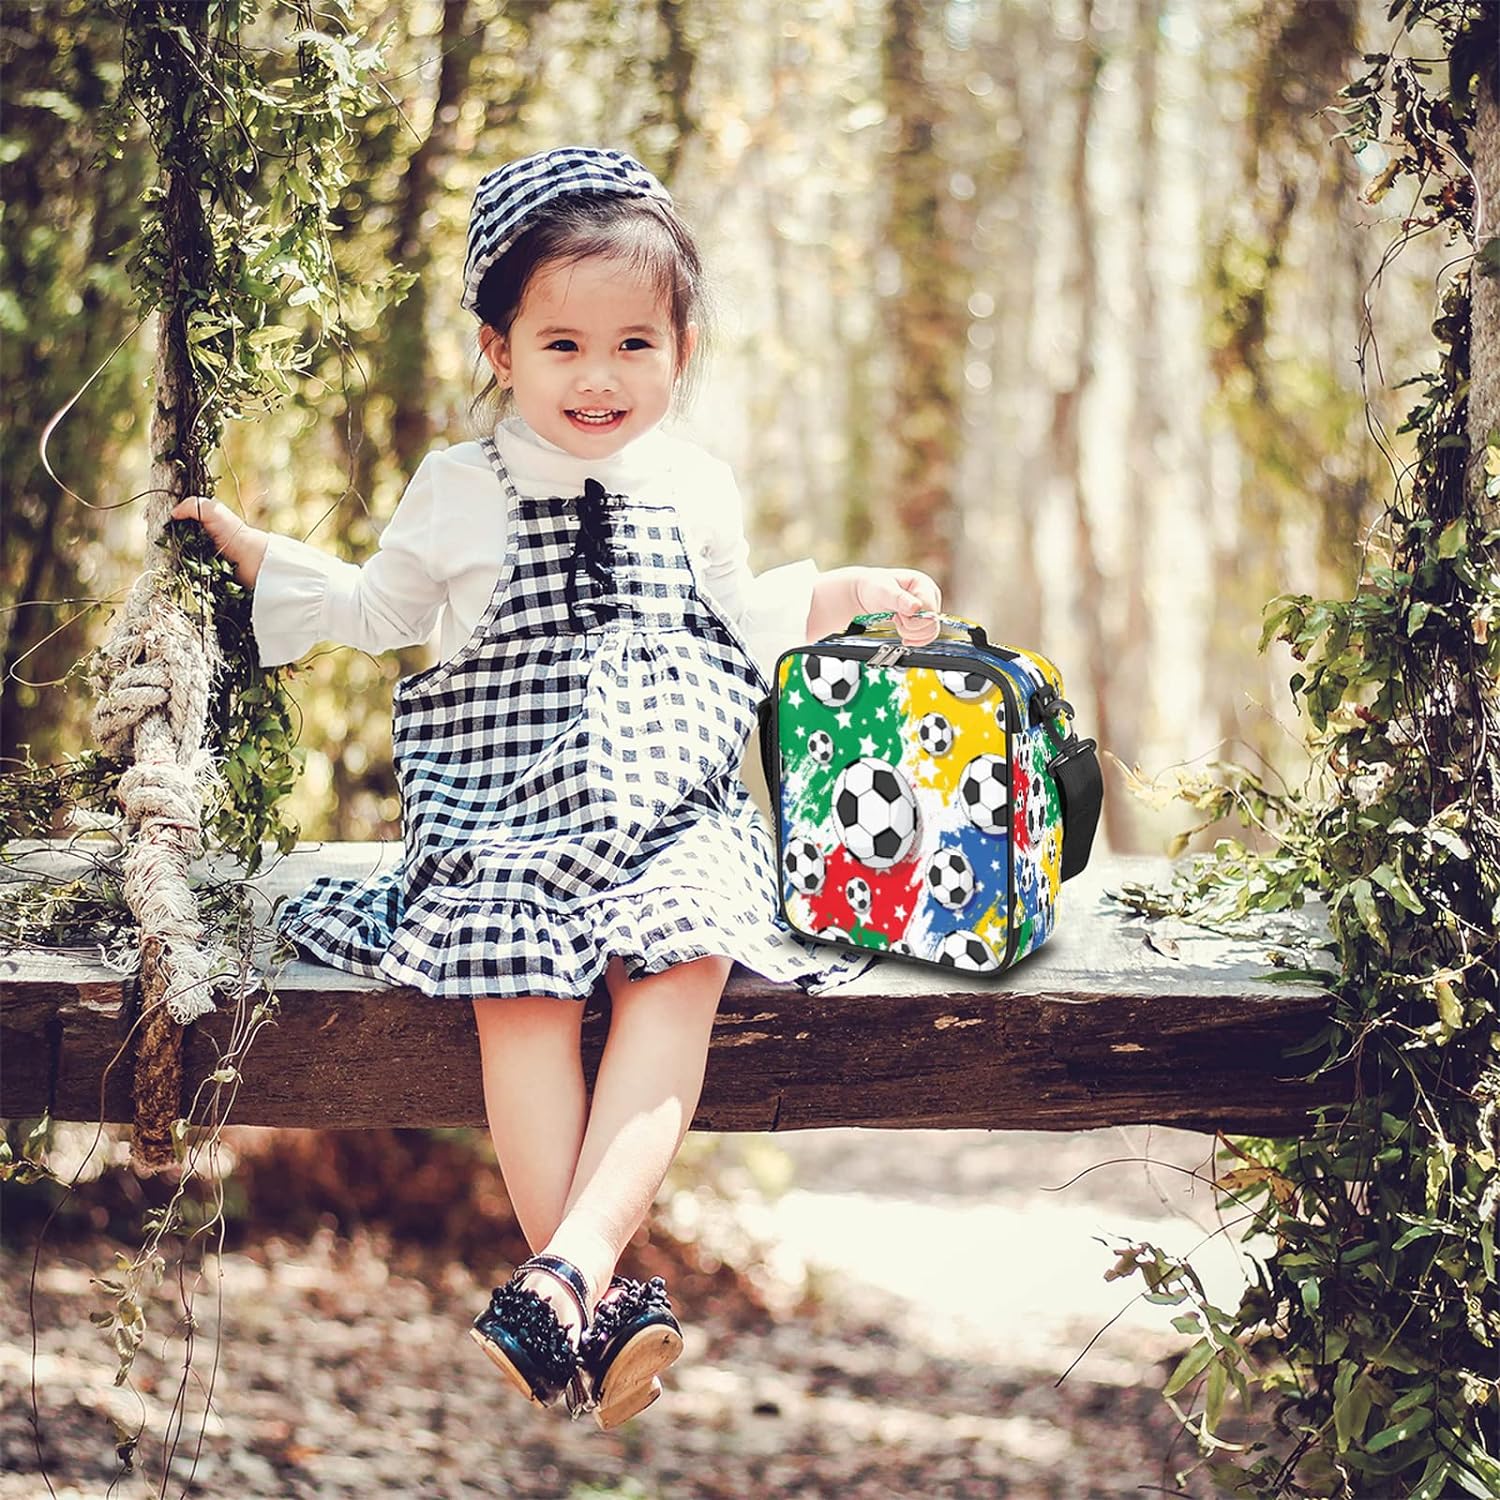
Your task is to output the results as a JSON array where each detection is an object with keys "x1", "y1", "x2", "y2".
[
  {"x1": 951, "y1": 0, "x2": 1038, "y2": 637},
  {"x1": 881, "y1": 0, "x2": 965, "y2": 582},
  {"x1": 1469, "y1": 38, "x2": 1499, "y2": 516},
  {"x1": 646, "y1": 0, "x2": 698, "y2": 183},
  {"x1": 100, "y1": 1, "x2": 224, "y2": 1175},
  {"x1": 386, "y1": 0, "x2": 480, "y2": 477},
  {"x1": 1113, "y1": 0, "x2": 1165, "y2": 854},
  {"x1": 1053, "y1": 0, "x2": 1112, "y2": 849}
]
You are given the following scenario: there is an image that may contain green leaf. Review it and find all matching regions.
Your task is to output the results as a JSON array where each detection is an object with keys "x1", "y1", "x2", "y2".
[
  {"x1": 1389, "y1": 1380, "x2": 1435, "y2": 1417},
  {"x1": 1392, "y1": 1221, "x2": 1444, "y2": 1250},
  {"x1": 1301, "y1": 1277, "x2": 1321, "y2": 1315},
  {"x1": 1162, "y1": 1338, "x2": 1216, "y2": 1397},
  {"x1": 1370, "y1": 861, "x2": 1425, "y2": 914},
  {"x1": 1427, "y1": 825, "x2": 1472, "y2": 860},
  {"x1": 1349, "y1": 877, "x2": 1387, "y2": 947},
  {"x1": 1204, "y1": 1355, "x2": 1228, "y2": 1431},
  {"x1": 1433, "y1": 978, "x2": 1462, "y2": 1033},
  {"x1": 1409, "y1": 1453, "x2": 1453, "y2": 1500},
  {"x1": 1426, "y1": 1141, "x2": 1455, "y2": 1213},
  {"x1": 1449, "y1": 1441, "x2": 1500, "y2": 1498},
  {"x1": 1364, "y1": 1404, "x2": 1432, "y2": 1451},
  {"x1": 246, "y1": 324, "x2": 301, "y2": 348},
  {"x1": 1436, "y1": 516, "x2": 1467, "y2": 558},
  {"x1": 1333, "y1": 1364, "x2": 1373, "y2": 1451}
]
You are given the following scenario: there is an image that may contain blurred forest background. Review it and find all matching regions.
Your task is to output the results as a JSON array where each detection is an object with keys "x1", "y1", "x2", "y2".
[
  {"x1": 0, "y1": 0, "x2": 1450, "y2": 854},
  {"x1": 3, "y1": 4, "x2": 1483, "y2": 1495}
]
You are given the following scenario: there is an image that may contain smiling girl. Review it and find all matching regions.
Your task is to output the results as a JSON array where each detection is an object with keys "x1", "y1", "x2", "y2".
[{"x1": 173, "y1": 146, "x2": 942, "y2": 1427}]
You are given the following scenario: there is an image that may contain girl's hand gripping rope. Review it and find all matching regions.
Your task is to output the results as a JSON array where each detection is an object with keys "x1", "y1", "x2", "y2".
[{"x1": 170, "y1": 496, "x2": 270, "y2": 589}]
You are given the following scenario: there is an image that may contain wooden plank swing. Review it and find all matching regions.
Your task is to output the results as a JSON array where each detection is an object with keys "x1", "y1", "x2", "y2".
[{"x1": 1, "y1": 842, "x2": 1343, "y2": 1137}]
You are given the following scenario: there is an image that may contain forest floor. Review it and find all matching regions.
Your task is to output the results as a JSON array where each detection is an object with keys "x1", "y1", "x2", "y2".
[{"x1": 1, "y1": 1124, "x2": 1260, "y2": 1500}]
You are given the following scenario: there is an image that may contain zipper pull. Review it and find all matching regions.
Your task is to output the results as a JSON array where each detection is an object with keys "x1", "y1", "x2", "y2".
[{"x1": 867, "y1": 642, "x2": 906, "y2": 668}]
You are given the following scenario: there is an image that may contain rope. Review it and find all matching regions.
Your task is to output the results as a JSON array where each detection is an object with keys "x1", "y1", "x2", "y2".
[{"x1": 91, "y1": 488, "x2": 224, "y2": 1026}]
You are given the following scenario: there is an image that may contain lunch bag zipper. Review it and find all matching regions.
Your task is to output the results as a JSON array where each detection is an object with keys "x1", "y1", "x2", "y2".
[{"x1": 804, "y1": 638, "x2": 1026, "y2": 729}]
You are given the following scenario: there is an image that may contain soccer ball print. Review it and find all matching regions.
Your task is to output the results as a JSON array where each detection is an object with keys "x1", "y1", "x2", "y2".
[
  {"x1": 832, "y1": 757, "x2": 918, "y2": 869},
  {"x1": 802, "y1": 652, "x2": 861, "y2": 708},
  {"x1": 916, "y1": 712, "x2": 954, "y2": 756},
  {"x1": 957, "y1": 754, "x2": 1009, "y2": 835},
  {"x1": 783, "y1": 836, "x2": 825, "y2": 895},
  {"x1": 1009, "y1": 708, "x2": 1067, "y2": 962},
  {"x1": 772, "y1": 650, "x2": 1014, "y2": 965},
  {"x1": 926, "y1": 847, "x2": 976, "y2": 910},
  {"x1": 935, "y1": 928, "x2": 1003, "y2": 972}
]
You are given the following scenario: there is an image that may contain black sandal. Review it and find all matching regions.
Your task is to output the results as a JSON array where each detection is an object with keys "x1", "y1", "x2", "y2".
[
  {"x1": 571, "y1": 1273, "x2": 682, "y2": 1429},
  {"x1": 469, "y1": 1252, "x2": 591, "y2": 1408}
]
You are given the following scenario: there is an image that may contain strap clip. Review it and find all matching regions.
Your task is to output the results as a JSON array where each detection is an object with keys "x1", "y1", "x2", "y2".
[
  {"x1": 1030, "y1": 685, "x2": 1075, "y2": 729},
  {"x1": 1047, "y1": 734, "x2": 1097, "y2": 775}
]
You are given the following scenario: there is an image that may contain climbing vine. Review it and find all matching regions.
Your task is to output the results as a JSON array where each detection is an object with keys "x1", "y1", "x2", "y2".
[
  {"x1": 0, "y1": 0, "x2": 406, "y2": 882},
  {"x1": 111, "y1": 0, "x2": 407, "y2": 874},
  {"x1": 0, "y1": 0, "x2": 400, "y2": 1474},
  {"x1": 1111, "y1": 3, "x2": 1499, "y2": 1495}
]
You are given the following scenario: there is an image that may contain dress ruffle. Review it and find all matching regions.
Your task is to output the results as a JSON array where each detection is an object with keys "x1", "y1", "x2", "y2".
[{"x1": 280, "y1": 864, "x2": 875, "y2": 999}]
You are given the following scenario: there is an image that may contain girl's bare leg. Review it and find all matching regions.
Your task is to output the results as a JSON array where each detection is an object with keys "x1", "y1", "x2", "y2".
[
  {"x1": 520, "y1": 953, "x2": 730, "y2": 1332},
  {"x1": 470, "y1": 996, "x2": 587, "y2": 1255}
]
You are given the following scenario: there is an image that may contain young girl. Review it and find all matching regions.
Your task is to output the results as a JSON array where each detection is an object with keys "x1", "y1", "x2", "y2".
[{"x1": 174, "y1": 146, "x2": 942, "y2": 1428}]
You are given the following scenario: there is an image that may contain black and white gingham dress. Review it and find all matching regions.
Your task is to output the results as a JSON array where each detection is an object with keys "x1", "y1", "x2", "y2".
[{"x1": 277, "y1": 437, "x2": 875, "y2": 1000}]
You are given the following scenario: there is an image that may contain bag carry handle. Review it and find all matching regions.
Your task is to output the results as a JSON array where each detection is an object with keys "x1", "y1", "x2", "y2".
[{"x1": 843, "y1": 610, "x2": 997, "y2": 651}]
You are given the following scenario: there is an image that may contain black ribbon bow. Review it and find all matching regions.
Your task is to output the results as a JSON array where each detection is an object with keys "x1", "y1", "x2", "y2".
[{"x1": 563, "y1": 477, "x2": 619, "y2": 632}]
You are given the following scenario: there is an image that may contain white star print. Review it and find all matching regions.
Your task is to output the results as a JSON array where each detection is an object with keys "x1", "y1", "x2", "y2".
[
  {"x1": 836, "y1": 710, "x2": 853, "y2": 729},
  {"x1": 859, "y1": 735, "x2": 877, "y2": 755}
]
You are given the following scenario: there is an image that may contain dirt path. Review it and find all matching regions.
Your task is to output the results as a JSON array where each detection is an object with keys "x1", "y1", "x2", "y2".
[{"x1": 2, "y1": 1127, "x2": 1238, "y2": 1499}]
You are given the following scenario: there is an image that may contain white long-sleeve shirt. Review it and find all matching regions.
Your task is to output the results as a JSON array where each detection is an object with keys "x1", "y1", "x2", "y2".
[{"x1": 250, "y1": 417, "x2": 820, "y2": 684}]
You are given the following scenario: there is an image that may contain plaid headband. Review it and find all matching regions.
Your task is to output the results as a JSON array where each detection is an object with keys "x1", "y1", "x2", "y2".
[{"x1": 461, "y1": 146, "x2": 674, "y2": 317}]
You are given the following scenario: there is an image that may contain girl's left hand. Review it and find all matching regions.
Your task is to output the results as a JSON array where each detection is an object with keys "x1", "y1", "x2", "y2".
[{"x1": 853, "y1": 568, "x2": 944, "y2": 646}]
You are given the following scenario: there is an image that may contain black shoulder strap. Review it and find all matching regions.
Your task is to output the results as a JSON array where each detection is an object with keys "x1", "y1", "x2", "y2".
[
  {"x1": 757, "y1": 693, "x2": 776, "y2": 787},
  {"x1": 1050, "y1": 736, "x2": 1102, "y2": 881}
]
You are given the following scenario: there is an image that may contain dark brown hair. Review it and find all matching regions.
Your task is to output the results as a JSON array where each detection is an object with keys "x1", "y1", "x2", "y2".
[{"x1": 468, "y1": 192, "x2": 711, "y2": 429}]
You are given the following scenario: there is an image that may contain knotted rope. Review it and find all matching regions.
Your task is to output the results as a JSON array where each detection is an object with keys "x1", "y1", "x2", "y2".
[
  {"x1": 91, "y1": 459, "x2": 227, "y2": 1178},
  {"x1": 91, "y1": 489, "x2": 224, "y2": 1029},
  {"x1": 92, "y1": 574, "x2": 221, "y2": 1022}
]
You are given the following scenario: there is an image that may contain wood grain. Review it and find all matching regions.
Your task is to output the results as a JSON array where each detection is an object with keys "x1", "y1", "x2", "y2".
[{"x1": 1, "y1": 845, "x2": 1344, "y2": 1133}]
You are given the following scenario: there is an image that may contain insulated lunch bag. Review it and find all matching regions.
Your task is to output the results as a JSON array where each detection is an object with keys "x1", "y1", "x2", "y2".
[{"x1": 755, "y1": 611, "x2": 1102, "y2": 975}]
